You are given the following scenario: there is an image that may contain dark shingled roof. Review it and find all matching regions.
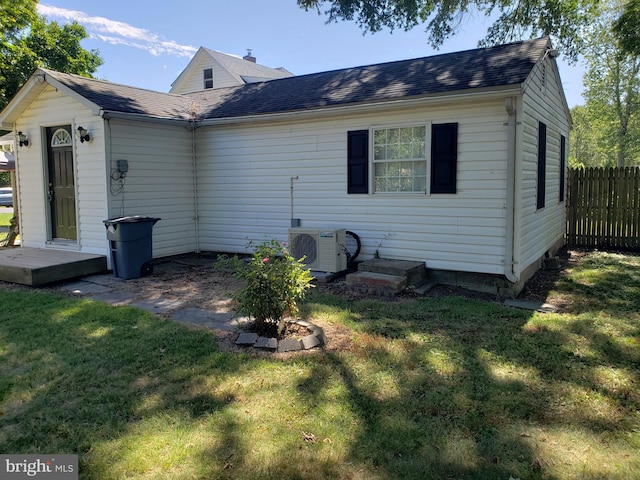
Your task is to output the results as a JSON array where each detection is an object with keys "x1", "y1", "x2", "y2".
[
  {"x1": 46, "y1": 38, "x2": 550, "y2": 122},
  {"x1": 44, "y1": 70, "x2": 196, "y2": 120}
]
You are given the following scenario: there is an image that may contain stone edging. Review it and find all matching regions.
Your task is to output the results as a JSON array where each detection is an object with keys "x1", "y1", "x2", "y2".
[{"x1": 234, "y1": 319, "x2": 325, "y2": 353}]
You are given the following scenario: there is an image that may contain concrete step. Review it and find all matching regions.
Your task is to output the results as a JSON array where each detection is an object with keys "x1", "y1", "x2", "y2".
[
  {"x1": 357, "y1": 258, "x2": 427, "y2": 286},
  {"x1": 345, "y1": 271, "x2": 408, "y2": 295}
]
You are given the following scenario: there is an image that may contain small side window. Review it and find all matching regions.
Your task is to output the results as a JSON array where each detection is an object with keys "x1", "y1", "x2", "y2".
[{"x1": 204, "y1": 68, "x2": 213, "y2": 89}]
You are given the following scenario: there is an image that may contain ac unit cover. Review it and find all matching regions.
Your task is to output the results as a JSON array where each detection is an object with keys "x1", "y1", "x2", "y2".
[{"x1": 291, "y1": 233, "x2": 318, "y2": 264}]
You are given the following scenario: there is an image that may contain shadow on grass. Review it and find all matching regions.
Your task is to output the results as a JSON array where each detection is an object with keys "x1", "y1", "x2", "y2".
[
  {"x1": 293, "y1": 289, "x2": 639, "y2": 479},
  {"x1": 0, "y1": 247, "x2": 638, "y2": 479},
  {"x1": 0, "y1": 291, "x2": 244, "y2": 476}
]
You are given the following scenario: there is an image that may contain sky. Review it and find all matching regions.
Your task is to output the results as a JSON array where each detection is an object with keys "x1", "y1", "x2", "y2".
[{"x1": 37, "y1": 0, "x2": 585, "y2": 107}]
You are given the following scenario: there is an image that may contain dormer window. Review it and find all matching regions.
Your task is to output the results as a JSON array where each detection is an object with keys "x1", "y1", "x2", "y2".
[{"x1": 203, "y1": 68, "x2": 213, "y2": 89}]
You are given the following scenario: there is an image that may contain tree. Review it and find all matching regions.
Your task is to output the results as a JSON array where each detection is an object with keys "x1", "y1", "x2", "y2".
[
  {"x1": 570, "y1": 104, "x2": 622, "y2": 170},
  {"x1": 298, "y1": 0, "x2": 599, "y2": 61},
  {"x1": 577, "y1": 0, "x2": 640, "y2": 167},
  {"x1": 1, "y1": 2, "x2": 102, "y2": 110},
  {"x1": 613, "y1": 0, "x2": 640, "y2": 56}
]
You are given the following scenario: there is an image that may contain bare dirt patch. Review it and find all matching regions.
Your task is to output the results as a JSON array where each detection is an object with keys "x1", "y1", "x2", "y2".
[{"x1": 0, "y1": 249, "x2": 577, "y2": 355}]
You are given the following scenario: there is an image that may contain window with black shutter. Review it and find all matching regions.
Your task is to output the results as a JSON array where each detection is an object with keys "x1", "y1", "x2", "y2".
[
  {"x1": 559, "y1": 134, "x2": 566, "y2": 202},
  {"x1": 537, "y1": 121, "x2": 547, "y2": 209},
  {"x1": 431, "y1": 123, "x2": 458, "y2": 194},
  {"x1": 347, "y1": 130, "x2": 369, "y2": 194}
]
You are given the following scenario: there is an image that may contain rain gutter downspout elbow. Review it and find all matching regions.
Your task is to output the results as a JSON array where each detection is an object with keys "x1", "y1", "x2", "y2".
[{"x1": 504, "y1": 97, "x2": 518, "y2": 283}]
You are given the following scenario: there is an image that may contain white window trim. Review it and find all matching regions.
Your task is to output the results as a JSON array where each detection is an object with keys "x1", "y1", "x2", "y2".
[{"x1": 369, "y1": 122, "x2": 432, "y2": 195}]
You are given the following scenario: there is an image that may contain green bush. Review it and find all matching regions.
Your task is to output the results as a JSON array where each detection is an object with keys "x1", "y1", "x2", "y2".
[{"x1": 216, "y1": 239, "x2": 314, "y2": 333}]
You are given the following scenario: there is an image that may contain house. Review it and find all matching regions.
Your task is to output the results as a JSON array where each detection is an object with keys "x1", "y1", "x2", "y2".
[
  {"x1": 169, "y1": 47, "x2": 293, "y2": 94},
  {"x1": 0, "y1": 38, "x2": 570, "y2": 295}
]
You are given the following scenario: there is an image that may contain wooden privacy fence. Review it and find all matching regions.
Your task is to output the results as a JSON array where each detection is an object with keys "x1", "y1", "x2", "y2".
[{"x1": 567, "y1": 167, "x2": 640, "y2": 249}]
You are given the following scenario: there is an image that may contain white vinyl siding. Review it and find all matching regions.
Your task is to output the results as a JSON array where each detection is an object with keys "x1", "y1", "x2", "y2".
[
  {"x1": 196, "y1": 100, "x2": 510, "y2": 275},
  {"x1": 517, "y1": 57, "x2": 570, "y2": 275},
  {"x1": 14, "y1": 86, "x2": 107, "y2": 255},
  {"x1": 106, "y1": 120, "x2": 197, "y2": 258}
]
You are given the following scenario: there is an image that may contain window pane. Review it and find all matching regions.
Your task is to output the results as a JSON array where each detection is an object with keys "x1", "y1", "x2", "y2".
[
  {"x1": 399, "y1": 161, "x2": 412, "y2": 177},
  {"x1": 388, "y1": 128, "x2": 400, "y2": 144},
  {"x1": 372, "y1": 125, "x2": 428, "y2": 193},
  {"x1": 374, "y1": 145, "x2": 386, "y2": 161},
  {"x1": 399, "y1": 177, "x2": 412, "y2": 192},
  {"x1": 374, "y1": 129, "x2": 386, "y2": 146},
  {"x1": 388, "y1": 177, "x2": 400, "y2": 192}
]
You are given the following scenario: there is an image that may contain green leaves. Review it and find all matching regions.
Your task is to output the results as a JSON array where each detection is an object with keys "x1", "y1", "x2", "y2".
[
  {"x1": 298, "y1": 0, "x2": 599, "y2": 62},
  {"x1": 0, "y1": 4, "x2": 103, "y2": 110},
  {"x1": 217, "y1": 239, "x2": 314, "y2": 331},
  {"x1": 614, "y1": 0, "x2": 640, "y2": 56},
  {"x1": 572, "y1": 0, "x2": 640, "y2": 167}
]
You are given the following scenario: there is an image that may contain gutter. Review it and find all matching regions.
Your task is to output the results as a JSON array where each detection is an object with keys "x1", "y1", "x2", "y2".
[
  {"x1": 504, "y1": 97, "x2": 518, "y2": 283},
  {"x1": 101, "y1": 110, "x2": 191, "y2": 127}
]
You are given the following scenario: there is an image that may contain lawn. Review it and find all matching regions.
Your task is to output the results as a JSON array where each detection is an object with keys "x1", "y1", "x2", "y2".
[
  {"x1": 0, "y1": 250, "x2": 638, "y2": 479},
  {"x1": 0, "y1": 212, "x2": 11, "y2": 227}
]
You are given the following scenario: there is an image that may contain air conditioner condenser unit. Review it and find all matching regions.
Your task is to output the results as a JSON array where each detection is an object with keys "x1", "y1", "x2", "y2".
[{"x1": 288, "y1": 228, "x2": 347, "y2": 273}]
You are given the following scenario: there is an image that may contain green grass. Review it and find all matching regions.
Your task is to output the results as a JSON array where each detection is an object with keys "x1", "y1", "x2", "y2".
[
  {"x1": 0, "y1": 212, "x2": 11, "y2": 227},
  {"x1": 0, "y1": 250, "x2": 638, "y2": 479}
]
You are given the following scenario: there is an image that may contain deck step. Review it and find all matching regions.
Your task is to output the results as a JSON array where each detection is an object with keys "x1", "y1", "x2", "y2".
[
  {"x1": 0, "y1": 247, "x2": 107, "y2": 286},
  {"x1": 345, "y1": 271, "x2": 408, "y2": 295},
  {"x1": 357, "y1": 258, "x2": 427, "y2": 286}
]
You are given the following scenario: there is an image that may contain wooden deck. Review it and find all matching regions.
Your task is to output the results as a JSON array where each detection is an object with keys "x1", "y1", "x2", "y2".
[{"x1": 0, "y1": 247, "x2": 107, "y2": 286}]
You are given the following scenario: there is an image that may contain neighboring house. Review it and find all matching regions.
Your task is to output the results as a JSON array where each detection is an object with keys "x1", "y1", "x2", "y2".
[
  {"x1": 0, "y1": 133, "x2": 15, "y2": 154},
  {"x1": 0, "y1": 37, "x2": 570, "y2": 295},
  {"x1": 170, "y1": 47, "x2": 293, "y2": 94}
]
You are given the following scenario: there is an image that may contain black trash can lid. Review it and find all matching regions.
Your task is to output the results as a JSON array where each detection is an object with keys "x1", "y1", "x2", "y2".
[{"x1": 104, "y1": 215, "x2": 161, "y2": 225}]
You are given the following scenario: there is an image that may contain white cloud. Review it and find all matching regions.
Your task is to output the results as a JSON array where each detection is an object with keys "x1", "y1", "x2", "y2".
[{"x1": 37, "y1": 4, "x2": 197, "y2": 57}]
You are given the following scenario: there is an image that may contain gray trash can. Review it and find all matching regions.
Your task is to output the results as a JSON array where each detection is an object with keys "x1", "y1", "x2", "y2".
[{"x1": 104, "y1": 216, "x2": 160, "y2": 279}]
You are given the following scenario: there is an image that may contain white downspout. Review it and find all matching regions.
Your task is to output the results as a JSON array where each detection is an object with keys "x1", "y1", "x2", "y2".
[{"x1": 504, "y1": 97, "x2": 518, "y2": 283}]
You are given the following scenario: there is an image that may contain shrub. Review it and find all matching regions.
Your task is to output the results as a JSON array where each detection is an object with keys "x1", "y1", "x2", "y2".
[{"x1": 216, "y1": 239, "x2": 314, "y2": 333}]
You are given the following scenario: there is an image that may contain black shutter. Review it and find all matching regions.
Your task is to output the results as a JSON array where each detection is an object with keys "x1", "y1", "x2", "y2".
[
  {"x1": 537, "y1": 122, "x2": 547, "y2": 209},
  {"x1": 559, "y1": 134, "x2": 566, "y2": 202},
  {"x1": 431, "y1": 123, "x2": 458, "y2": 194},
  {"x1": 348, "y1": 130, "x2": 368, "y2": 194}
]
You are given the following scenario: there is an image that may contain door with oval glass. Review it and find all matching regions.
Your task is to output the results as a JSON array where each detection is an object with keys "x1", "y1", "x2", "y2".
[{"x1": 46, "y1": 125, "x2": 77, "y2": 240}]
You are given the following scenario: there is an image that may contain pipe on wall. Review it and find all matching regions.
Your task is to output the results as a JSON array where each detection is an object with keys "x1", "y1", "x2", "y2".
[{"x1": 504, "y1": 97, "x2": 518, "y2": 283}]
